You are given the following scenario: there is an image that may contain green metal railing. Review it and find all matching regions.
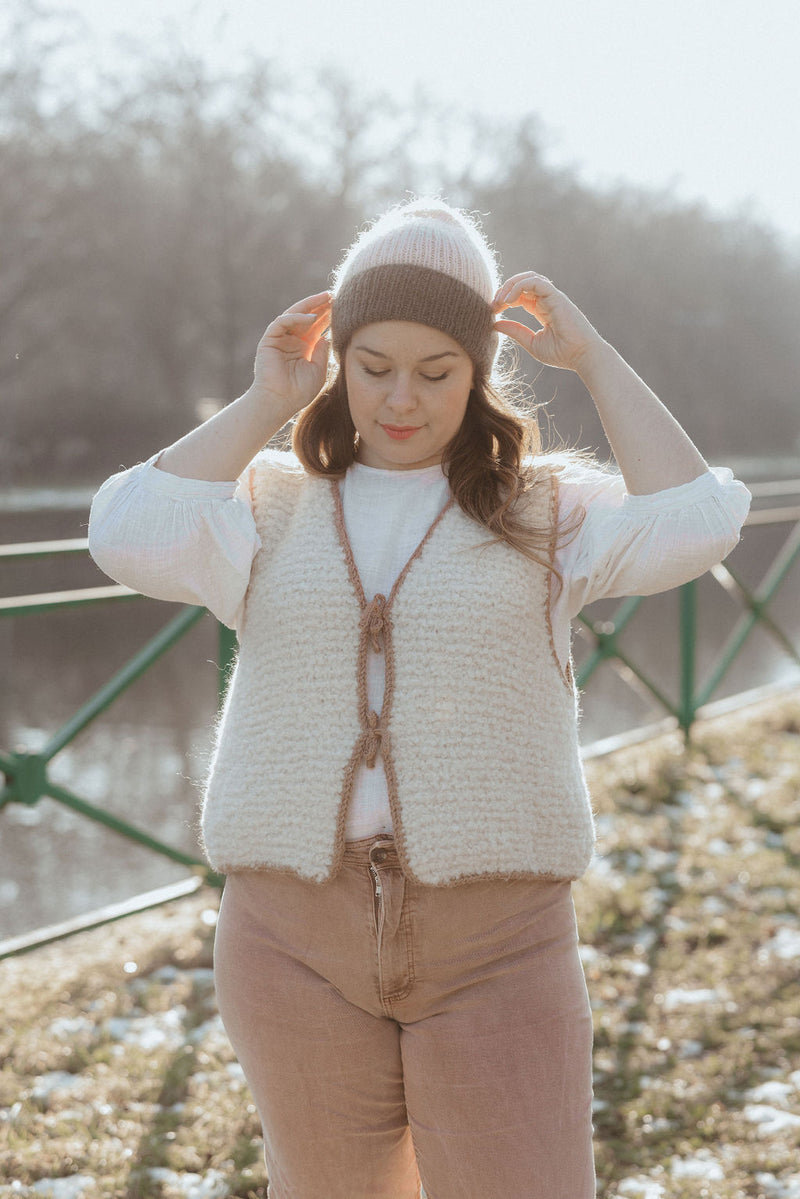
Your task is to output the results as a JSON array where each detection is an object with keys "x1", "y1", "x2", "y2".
[
  {"x1": 1, "y1": 481, "x2": 799, "y2": 955},
  {"x1": 0, "y1": 538, "x2": 237, "y2": 892},
  {"x1": 573, "y1": 485, "x2": 800, "y2": 730}
]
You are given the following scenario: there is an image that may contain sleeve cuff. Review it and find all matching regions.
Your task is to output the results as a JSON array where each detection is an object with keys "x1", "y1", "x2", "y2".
[
  {"x1": 621, "y1": 466, "x2": 749, "y2": 514},
  {"x1": 138, "y1": 451, "x2": 240, "y2": 500}
]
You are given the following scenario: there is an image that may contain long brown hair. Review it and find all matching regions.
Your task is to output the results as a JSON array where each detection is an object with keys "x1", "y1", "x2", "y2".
[{"x1": 291, "y1": 352, "x2": 587, "y2": 595}]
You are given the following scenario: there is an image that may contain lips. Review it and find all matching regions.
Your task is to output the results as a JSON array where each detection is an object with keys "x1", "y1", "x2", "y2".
[{"x1": 381, "y1": 424, "x2": 422, "y2": 440}]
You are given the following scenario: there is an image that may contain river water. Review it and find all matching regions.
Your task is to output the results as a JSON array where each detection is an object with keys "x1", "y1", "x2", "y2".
[{"x1": 1, "y1": 465, "x2": 799, "y2": 939}]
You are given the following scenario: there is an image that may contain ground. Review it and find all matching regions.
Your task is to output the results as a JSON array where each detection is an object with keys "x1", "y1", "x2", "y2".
[{"x1": 1, "y1": 689, "x2": 799, "y2": 1198}]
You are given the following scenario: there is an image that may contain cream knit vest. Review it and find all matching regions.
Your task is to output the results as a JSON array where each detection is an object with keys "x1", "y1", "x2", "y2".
[{"x1": 200, "y1": 453, "x2": 595, "y2": 886}]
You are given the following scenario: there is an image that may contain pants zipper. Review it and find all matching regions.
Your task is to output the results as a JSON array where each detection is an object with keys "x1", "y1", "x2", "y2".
[{"x1": 369, "y1": 861, "x2": 386, "y2": 1001}]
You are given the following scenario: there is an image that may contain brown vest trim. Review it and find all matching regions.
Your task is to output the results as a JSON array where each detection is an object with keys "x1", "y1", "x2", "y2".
[
  {"x1": 545, "y1": 471, "x2": 576, "y2": 694},
  {"x1": 330, "y1": 477, "x2": 455, "y2": 877}
]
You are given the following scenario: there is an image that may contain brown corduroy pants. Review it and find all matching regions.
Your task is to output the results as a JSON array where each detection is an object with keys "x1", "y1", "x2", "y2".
[{"x1": 213, "y1": 834, "x2": 596, "y2": 1199}]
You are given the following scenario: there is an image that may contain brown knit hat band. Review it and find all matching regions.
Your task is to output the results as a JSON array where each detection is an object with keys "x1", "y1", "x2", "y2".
[{"x1": 331, "y1": 263, "x2": 498, "y2": 374}]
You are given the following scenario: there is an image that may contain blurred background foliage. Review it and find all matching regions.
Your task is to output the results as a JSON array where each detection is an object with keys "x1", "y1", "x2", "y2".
[{"x1": 2, "y1": 1, "x2": 799, "y2": 487}]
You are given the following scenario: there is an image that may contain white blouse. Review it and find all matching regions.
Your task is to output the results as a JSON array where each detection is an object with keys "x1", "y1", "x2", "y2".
[{"x1": 88, "y1": 449, "x2": 751, "y2": 841}]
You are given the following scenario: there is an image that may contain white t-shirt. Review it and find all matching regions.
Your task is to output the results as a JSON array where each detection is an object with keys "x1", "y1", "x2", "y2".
[{"x1": 88, "y1": 450, "x2": 751, "y2": 840}]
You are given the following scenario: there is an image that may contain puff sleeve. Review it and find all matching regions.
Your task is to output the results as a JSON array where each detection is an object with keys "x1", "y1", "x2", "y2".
[
  {"x1": 554, "y1": 464, "x2": 751, "y2": 616},
  {"x1": 87, "y1": 450, "x2": 263, "y2": 631},
  {"x1": 541, "y1": 459, "x2": 751, "y2": 668}
]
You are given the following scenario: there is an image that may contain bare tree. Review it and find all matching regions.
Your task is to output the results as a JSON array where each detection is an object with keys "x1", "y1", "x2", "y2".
[{"x1": 1, "y1": 3, "x2": 798, "y2": 485}]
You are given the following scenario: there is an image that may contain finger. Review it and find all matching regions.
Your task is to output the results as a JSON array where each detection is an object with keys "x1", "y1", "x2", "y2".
[
  {"x1": 284, "y1": 291, "x2": 332, "y2": 311},
  {"x1": 310, "y1": 334, "x2": 331, "y2": 367},
  {"x1": 492, "y1": 273, "x2": 554, "y2": 311},
  {"x1": 493, "y1": 318, "x2": 547, "y2": 357},
  {"x1": 283, "y1": 309, "x2": 330, "y2": 336},
  {"x1": 269, "y1": 312, "x2": 320, "y2": 333},
  {"x1": 493, "y1": 290, "x2": 554, "y2": 323},
  {"x1": 261, "y1": 313, "x2": 321, "y2": 350},
  {"x1": 494, "y1": 282, "x2": 552, "y2": 312},
  {"x1": 269, "y1": 300, "x2": 331, "y2": 340},
  {"x1": 297, "y1": 315, "x2": 331, "y2": 361},
  {"x1": 499, "y1": 271, "x2": 553, "y2": 293},
  {"x1": 303, "y1": 312, "x2": 332, "y2": 350},
  {"x1": 304, "y1": 317, "x2": 331, "y2": 359}
]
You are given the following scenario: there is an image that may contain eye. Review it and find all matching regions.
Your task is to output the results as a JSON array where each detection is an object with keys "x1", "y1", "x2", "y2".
[{"x1": 360, "y1": 365, "x2": 449, "y2": 382}]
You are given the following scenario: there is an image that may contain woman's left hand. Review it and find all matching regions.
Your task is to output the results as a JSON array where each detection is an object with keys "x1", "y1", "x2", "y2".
[{"x1": 492, "y1": 272, "x2": 606, "y2": 373}]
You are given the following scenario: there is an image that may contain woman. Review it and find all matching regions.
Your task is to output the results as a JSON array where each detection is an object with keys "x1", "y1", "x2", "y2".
[{"x1": 88, "y1": 197, "x2": 750, "y2": 1198}]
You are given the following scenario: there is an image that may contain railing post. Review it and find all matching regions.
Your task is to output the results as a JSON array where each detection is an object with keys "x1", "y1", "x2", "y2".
[{"x1": 679, "y1": 580, "x2": 697, "y2": 740}]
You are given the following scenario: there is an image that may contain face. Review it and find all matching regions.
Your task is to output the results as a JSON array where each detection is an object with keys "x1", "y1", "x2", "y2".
[{"x1": 343, "y1": 321, "x2": 474, "y2": 471}]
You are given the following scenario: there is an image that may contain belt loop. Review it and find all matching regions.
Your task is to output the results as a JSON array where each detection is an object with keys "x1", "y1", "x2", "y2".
[{"x1": 369, "y1": 836, "x2": 395, "y2": 864}]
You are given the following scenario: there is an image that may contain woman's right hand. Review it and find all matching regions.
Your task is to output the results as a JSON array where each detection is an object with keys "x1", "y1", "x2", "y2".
[{"x1": 251, "y1": 291, "x2": 333, "y2": 421}]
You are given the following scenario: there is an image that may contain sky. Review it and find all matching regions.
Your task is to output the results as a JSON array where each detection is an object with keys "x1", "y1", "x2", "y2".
[{"x1": 17, "y1": 0, "x2": 800, "y2": 254}]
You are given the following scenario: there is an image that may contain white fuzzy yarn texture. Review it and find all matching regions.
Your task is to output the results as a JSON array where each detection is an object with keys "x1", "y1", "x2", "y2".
[
  {"x1": 331, "y1": 196, "x2": 501, "y2": 303},
  {"x1": 201, "y1": 453, "x2": 596, "y2": 885},
  {"x1": 201, "y1": 457, "x2": 362, "y2": 881}
]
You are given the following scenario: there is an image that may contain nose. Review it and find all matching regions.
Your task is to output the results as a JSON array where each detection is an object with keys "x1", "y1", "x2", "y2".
[{"x1": 385, "y1": 375, "x2": 418, "y2": 415}]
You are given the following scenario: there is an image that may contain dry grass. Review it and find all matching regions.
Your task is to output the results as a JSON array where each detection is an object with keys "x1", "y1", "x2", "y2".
[
  {"x1": 575, "y1": 690, "x2": 800, "y2": 1198},
  {"x1": 2, "y1": 689, "x2": 800, "y2": 1198}
]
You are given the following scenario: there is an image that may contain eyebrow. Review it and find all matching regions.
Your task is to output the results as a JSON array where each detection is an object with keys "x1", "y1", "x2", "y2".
[{"x1": 354, "y1": 345, "x2": 460, "y2": 363}]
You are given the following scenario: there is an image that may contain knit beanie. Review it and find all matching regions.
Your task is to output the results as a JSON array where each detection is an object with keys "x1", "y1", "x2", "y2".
[{"x1": 330, "y1": 197, "x2": 502, "y2": 375}]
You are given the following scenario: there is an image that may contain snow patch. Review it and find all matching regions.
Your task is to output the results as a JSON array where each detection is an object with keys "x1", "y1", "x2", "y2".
[
  {"x1": 744, "y1": 1105, "x2": 800, "y2": 1136},
  {"x1": 670, "y1": 1154, "x2": 724, "y2": 1180},
  {"x1": 662, "y1": 987, "x2": 719, "y2": 1011},
  {"x1": 755, "y1": 1173, "x2": 800, "y2": 1198},
  {"x1": 614, "y1": 1178, "x2": 666, "y2": 1199},
  {"x1": 47, "y1": 1018, "x2": 95, "y2": 1042},
  {"x1": 618, "y1": 959, "x2": 651, "y2": 977},
  {"x1": 767, "y1": 927, "x2": 800, "y2": 960},
  {"x1": 146, "y1": 1169, "x2": 229, "y2": 1199},
  {"x1": 746, "y1": 1081, "x2": 796, "y2": 1107},
  {"x1": 104, "y1": 1006, "x2": 187, "y2": 1052},
  {"x1": 31, "y1": 1177, "x2": 95, "y2": 1199},
  {"x1": 30, "y1": 1073, "x2": 90, "y2": 1101}
]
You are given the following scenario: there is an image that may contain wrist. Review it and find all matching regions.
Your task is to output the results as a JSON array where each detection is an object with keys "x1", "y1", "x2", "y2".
[
  {"x1": 241, "y1": 382, "x2": 298, "y2": 428},
  {"x1": 572, "y1": 336, "x2": 619, "y2": 386}
]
